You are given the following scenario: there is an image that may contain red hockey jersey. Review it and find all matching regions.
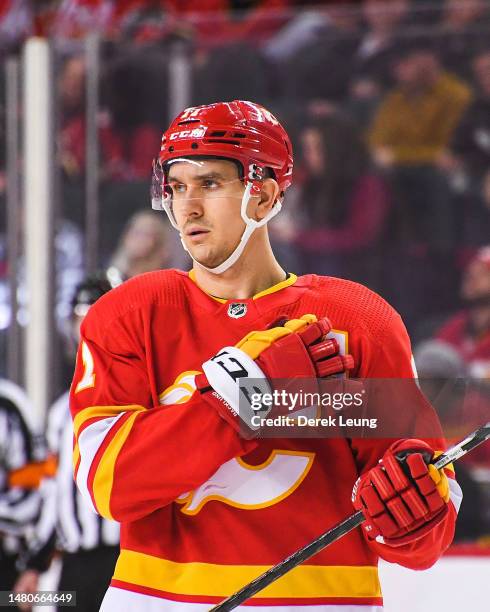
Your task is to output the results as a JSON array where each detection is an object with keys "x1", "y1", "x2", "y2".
[{"x1": 70, "y1": 271, "x2": 461, "y2": 611}]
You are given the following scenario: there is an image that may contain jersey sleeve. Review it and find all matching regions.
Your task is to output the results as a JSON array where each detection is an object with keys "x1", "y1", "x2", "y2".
[
  {"x1": 351, "y1": 308, "x2": 461, "y2": 569},
  {"x1": 70, "y1": 305, "x2": 255, "y2": 524}
]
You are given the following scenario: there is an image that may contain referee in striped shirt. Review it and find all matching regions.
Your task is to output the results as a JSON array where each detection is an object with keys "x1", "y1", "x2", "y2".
[
  {"x1": 15, "y1": 275, "x2": 119, "y2": 611},
  {"x1": 0, "y1": 378, "x2": 50, "y2": 593}
]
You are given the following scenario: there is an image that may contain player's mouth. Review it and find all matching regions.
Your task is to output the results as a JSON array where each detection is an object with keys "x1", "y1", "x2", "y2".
[{"x1": 185, "y1": 226, "x2": 211, "y2": 243}]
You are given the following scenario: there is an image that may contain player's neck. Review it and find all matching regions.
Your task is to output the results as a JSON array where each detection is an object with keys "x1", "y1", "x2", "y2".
[{"x1": 192, "y1": 242, "x2": 286, "y2": 301}]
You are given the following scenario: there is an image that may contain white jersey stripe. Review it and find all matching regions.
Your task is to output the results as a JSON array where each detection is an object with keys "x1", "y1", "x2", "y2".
[
  {"x1": 75, "y1": 412, "x2": 126, "y2": 513},
  {"x1": 100, "y1": 587, "x2": 383, "y2": 612},
  {"x1": 34, "y1": 393, "x2": 120, "y2": 554},
  {"x1": 448, "y1": 476, "x2": 463, "y2": 513}
]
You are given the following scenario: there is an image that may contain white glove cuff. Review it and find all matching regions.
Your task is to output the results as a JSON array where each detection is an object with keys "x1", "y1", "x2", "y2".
[{"x1": 202, "y1": 346, "x2": 272, "y2": 429}]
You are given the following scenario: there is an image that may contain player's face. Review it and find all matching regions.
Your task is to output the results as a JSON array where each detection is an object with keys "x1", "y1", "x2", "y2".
[{"x1": 167, "y1": 159, "x2": 248, "y2": 269}]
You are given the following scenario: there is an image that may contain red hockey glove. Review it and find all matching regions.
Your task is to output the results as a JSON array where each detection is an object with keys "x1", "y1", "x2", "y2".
[
  {"x1": 196, "y1": 314, "x2": 354, "y2": 437},
  {"x1": 352, "y1": 439, "x2": 451, "y2": 547}
]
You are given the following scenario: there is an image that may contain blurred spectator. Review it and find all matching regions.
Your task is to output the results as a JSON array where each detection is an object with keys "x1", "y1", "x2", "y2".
[
  {"x1": 448, "y1": 48, "x2": 490, "y2": 183},
  {"x1": 44, "y1": 0, "x2": 113, "y2": 42},
  {"x1": 110, "y1": 0, "x2": 176, "y2": 43},
  {"x1": 0, "y1": 379, "x2": 51, "y2": 594},
  {"x1": 414, "y1": 338, "x2": 467, "y2": 423},
  {"x1": 354, "y1": 0, "x2": 410, "y2": 88},
  {"x1": 436, "y1": 246, "x2": 490, "y2": 380},
  {"x1": 415, "y1": 336, "x2": 490, "y2": 538},
  {"x1": 60, "y1": 50, "x2": 164, "y2": 182},
  {"x1": 276, "y1": 114, "x2": 390, "y2": 284},
  {"x1": 0, "y1": 0, "x2": 31, "y2": 53},
  {"x1": 282, "y1": 6, "x2": 360, "y2": 106},
  {"x1": 347, "y1": 0, "x2": 411, "y2": 127},
  {"x1": 100, "y1": 49, "x2": 166, "y2": 180},
  {"x1": 437, "y1": 49, "x2": 490, "y2": 252},
  {"x1": 369, "y1": 39, "x2": 471, "y2": 167},
  {"x1": 435, "y1": 0, "x2": 490, "y2": 79},
  {"x1": 415, "y1": 337, "x2": 490, "y2": 468},
  {"x1": 106, "y1": 209, "x2": 172, "y2": 284},
  {"x1": 368, "y1": 39, "x2": 471, "y2": 247},
  {"x1": 96, "y1": 0, "x2": 293, "y2": 51},
  {"x1": 58, "y1": 55, "x2": 87, "y2": 179},
  {"x1": 34, "y1": 0, "x2": 293, "y2": 47},
  {"x1": 193, "y1": 43, "x2": 270, "y2": 107},
  {"x1": 263, "y1": 5, "x2": 332, "y2": 62},
  {"x1": 0, "y1": 220, "x2": 84, "y2": 358},
  {"x1": 54, "y1": 221, "x2": 86, "y2": 331},
  {"x1": 34, "y1": 1, "x2": 177, "y2": 47},
  {"x1": 14, "y1": 275, "x2": 119, "y2": 611},
  {"x1": 165, "y1": 0, "x2": 292, "y2": 51},
  {"x1": 0, "y1": 68, "x2": 5, "y2": 218},
  {"x1": 415, "y1": 338, "x2": 466, "y2": 380}
]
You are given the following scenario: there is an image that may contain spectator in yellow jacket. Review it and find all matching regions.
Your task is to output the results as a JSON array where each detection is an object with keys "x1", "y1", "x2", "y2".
[
  {"x1": 369, "y1": 40, "x2": 472, "y2": 168},
  {"x1": 367, "y1": 39, "x2": 472, "y2": 251}
]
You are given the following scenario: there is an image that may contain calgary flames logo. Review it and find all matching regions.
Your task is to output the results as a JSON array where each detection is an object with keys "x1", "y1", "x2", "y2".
[
  {"x1": 159, "y1": 372, "x2": 315, "y2": 515},
  {"x1": 159, "y1": 327, "x2": 348, "y2": 516}
]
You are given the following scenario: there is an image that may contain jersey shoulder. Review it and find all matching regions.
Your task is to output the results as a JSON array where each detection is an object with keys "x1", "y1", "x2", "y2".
[
  {"x1": 84, "y1": 269, "x2": 190, "y2": 332},
  {"x1": 301, "y1": 274, "x2": 400, "y2": 338}
]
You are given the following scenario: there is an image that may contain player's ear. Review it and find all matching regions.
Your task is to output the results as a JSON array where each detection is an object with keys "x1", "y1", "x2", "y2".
[{"x1": 255, "y1": 178, "x2": 280, "y2": 221}]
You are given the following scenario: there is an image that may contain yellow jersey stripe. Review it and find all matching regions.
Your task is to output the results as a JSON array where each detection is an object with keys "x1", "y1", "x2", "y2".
[
  {"x1": 72, "y1": 404, "x2": 146, "y2": 438},
  {"x1": 253, "y1": 273, "x2": 298, "y2": 300},
  {"x1": 187, "y1": 270, "x2": 298, "y2": 303},
  {"x1": 72, "y1": 444, "x2": 80, "y2": 475},
  {"x1": 114, "y1": 549, "x2": 381, "y2": 599},
  {"x1": 92, "y1": 411, "x2": 141, "y2": 520}
]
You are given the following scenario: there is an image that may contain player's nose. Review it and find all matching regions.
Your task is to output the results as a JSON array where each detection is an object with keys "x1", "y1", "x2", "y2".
[{"x1": 179, "y1": 186, "x2": 205, "y2": 216}]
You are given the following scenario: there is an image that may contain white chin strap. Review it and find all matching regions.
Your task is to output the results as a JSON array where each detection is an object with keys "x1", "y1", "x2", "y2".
[{"x1": 153, "y1": 181, "x2": 282, "y2": 275}]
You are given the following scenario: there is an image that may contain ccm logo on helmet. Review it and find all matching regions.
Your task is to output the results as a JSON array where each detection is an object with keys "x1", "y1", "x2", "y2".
[{"x1": 169, "y1": 128, "x2": 205, "y2": 140}]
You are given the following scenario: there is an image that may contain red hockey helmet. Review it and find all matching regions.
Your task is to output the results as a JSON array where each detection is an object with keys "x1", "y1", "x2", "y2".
[{"x1": 157, "y1": 100, "x2": 293, "y2": 192}]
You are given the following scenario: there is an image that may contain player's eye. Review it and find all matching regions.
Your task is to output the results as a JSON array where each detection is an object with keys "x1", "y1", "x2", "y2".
[
  {"x1": 169, "y1": 182, "x2": 186, "y2": 194},
  {"x1": 202, "y1": 179, "x2": 219, "y2": 190}
]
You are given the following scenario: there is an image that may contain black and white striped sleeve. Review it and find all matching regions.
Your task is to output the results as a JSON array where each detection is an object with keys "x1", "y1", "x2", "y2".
[{"x1": 0, "y1": 379, "x2": 45, "y2": 536}]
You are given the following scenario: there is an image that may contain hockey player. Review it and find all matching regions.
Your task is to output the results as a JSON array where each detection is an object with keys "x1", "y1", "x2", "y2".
[{"x1": 70, "y1": 100, "x2": 462, "y2": 611}]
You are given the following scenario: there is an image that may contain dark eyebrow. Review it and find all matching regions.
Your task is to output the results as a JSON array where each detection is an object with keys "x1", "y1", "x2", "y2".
[{"x1": 167, "y1": 171, "x2": 227, "y2": 183}]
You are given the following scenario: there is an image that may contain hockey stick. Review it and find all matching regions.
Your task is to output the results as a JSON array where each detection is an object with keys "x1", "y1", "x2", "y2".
[{"x1": 210, "y1": 422, "x2": 490, "y2": 611}]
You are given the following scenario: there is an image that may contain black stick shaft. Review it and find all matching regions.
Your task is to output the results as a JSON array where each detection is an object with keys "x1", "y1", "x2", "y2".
[{"x1": 210, "y1": 423, "x2": 490, "y2": 612}]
